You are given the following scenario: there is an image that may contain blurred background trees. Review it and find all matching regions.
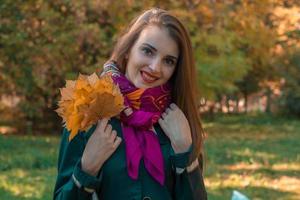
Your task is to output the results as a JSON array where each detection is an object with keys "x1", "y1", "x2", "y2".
[{"x1": 0, "y1": 0, "x2": 299, "y2": 133}]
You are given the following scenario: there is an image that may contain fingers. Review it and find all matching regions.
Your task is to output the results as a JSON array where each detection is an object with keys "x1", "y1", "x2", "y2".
[
  {"x1": 167, "y1": 103, "x2": 178, "y2": 113},
  {"x1": 158, "y1": 118, "x2": 164, "y2": 127},
  {"x1": 109, "y1": 130, "x2": 122, "y2": 150},
  {"x1": 113, "y1": 136, "x2": 122, "y2": 149},
  {"x1": 105, "y1": 124, "x2": 112, "y2": 134},
  {"x1": 158, "y1": 117, "x2": 168, "y2": 129},
  {"x1": 161, "y1": 112, "x2": 167, "y2": 119},
  {"x1": 165, "y1": 108, "x2": 171, "y2": 114},
  {"x1": 170, "y1": 103, "x2": 177, "y2": 110},
  {"x1": 158, "y1": 118, "x2": 170, "y2": 137},
  {"x1": 95, "y1": 118, "x2": 109, "y2": 135},
  {"x1": 123, "y1": 107, "x2": 133, "y2": 116},
  {"x1": 109, "y1": 130, "x2": 117, "y2": 143},
  {"x1": 97, "y1": 120, "x2": 120, "y2": 148},
  {"x1": 164, "y1": 103, "x2": 178, "y2": 116},
  {"x1": 100, "y1": 118, "x2": 109, "y2": 129}
]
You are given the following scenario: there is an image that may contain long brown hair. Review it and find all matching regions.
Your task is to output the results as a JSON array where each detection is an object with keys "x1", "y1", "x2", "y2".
[{"x1": 110, "y1": 8, "x2": 205, "y2": 163}]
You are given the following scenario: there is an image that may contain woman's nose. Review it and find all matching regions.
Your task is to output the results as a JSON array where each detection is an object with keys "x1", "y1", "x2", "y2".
[{"x1": 149, "y1": 59, "x2": 162, "y2": 73}]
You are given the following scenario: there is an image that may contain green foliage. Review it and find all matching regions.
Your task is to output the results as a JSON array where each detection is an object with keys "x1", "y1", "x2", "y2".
[
  {"x1": 195, "y1": 29, "x2": 249, "y2": 99},
  {"x1": 0, "y1": 0, "x2": 300, "y2": 128},
  {"x1": 0, "y1": 0, "x2": 118, "y2": 126},
  {"x1": 279, "y1": 50, "x2": 300, "y2": 117},
  {"x1": 230, "y1": 1, "x2": 277, "y2": 99}
]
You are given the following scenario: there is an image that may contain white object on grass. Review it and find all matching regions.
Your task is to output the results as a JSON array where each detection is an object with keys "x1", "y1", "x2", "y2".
[{"x1": 231, "y1": 190, "x2": 250, "y2": 200}]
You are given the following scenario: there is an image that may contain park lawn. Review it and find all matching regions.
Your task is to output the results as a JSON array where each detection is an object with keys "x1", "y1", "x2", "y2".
[
  {"x1": 204, "y1": 114, "x2": 300, "y2": 200},
  {"x1": 0, "y1": 135, "x2": 59, "y2": 200},
  {"x1": 0, "y1": 114, "x2": 299, "y2": 200}
]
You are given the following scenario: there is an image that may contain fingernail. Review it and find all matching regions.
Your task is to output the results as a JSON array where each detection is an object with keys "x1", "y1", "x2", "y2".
[{"x1": 124, "y1": 107, "x2": 133, "y2": 116}]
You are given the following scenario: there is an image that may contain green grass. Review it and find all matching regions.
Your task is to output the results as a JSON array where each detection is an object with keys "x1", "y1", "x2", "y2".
[
  {"x1": 0, "y1": 135, "x2": 59, "y2": 200},
  {"x1": 204, "y1": 114, "x2": 300, "y2": 200},
  {"x1": 0, "y1": 114, "x2": 299, "y2": 200}
]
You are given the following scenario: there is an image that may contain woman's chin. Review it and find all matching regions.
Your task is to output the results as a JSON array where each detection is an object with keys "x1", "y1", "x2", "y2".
[
  {"x1": 134, "y1": 82, "x2": 155, "y2": 89},
  {"x1": 136, "y1": 83, "x2": 152, "y2": 89}
]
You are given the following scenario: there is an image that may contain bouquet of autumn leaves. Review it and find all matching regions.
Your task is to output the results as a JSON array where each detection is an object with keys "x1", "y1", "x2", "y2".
[{"x1": 55, "y1": 73, "x2": 124, "y2": 141}]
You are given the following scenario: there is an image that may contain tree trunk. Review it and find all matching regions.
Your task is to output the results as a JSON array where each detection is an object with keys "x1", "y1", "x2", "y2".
[
  {"x1": 235, "y1": 98, "x2": 239, "y2": 113},
  {"x1": 226, "y1": 95, "x2": 231, "y2": 114},
  {"x1": 265, "y1": 88, "x2": 272, "y2": 114},
  {"x1": 208, "y1": 103, "x2": 215, "y2": 121},
  {"x1": 244, "y1": 91, "x2": 248, "y2": 113}
]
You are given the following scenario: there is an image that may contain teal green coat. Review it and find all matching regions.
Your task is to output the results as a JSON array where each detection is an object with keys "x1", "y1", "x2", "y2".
[{"x1": 53, "y1": 118, "x2": 207, "y2": 200}]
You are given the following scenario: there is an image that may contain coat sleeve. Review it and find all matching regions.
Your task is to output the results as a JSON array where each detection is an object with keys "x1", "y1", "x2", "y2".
[
  {"x1": 170, "y1": 148, "x2": 207, "y2": 200},
  {"x1": 53, "y1": 127, "x2": 102, "y2": 200}
]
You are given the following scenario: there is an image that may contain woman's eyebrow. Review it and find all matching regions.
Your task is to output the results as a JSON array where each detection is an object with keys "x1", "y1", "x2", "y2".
[
  {"x1": 141, "y1": 43, "x2": 157, "y2": 51},
  {"x1": 166, "y1": 55, "x2": 178, "y2": 61},
  {"x1": 141, "y1": 43, "x2": 178, "y2": 60}
]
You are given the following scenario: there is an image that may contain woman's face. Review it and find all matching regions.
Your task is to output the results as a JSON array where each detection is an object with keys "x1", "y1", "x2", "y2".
[{"x1": 125, "y1": 25, "x2": 179, "y2": 89}]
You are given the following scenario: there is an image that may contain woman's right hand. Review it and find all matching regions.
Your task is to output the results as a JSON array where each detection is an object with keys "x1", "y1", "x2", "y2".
[{"x1": 81, "y1": 118, "x2": 122, "y2": 176}]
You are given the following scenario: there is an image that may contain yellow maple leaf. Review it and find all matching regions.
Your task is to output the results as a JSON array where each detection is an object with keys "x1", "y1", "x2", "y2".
[{"x1": 56, "y1": 73, "x2": 124, "y2": 140}]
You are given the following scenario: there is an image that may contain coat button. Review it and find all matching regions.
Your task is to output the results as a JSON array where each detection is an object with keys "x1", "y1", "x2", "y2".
[{"x1": 143, "y1": 197, "x2": 151, "y2": 200}]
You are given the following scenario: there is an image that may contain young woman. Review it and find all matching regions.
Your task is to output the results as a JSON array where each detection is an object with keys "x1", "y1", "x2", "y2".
[{"x1": 54, "y1": 8, "x2": 207, "y2": 200}]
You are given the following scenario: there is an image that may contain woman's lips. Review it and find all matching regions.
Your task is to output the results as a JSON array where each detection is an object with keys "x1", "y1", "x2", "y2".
[{"x1": 140, "y1": 71, "x2": 159, "y2": 83}]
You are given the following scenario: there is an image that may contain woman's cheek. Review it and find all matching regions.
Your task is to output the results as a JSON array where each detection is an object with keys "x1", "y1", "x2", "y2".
[{"x1": 163, "y1": 67, "x2": 175, "y2": 80}]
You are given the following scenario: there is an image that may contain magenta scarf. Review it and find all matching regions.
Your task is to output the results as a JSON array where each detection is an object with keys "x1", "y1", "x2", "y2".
[{"x1": 107, "y1": 65, "x2": 171, "y2": 186}]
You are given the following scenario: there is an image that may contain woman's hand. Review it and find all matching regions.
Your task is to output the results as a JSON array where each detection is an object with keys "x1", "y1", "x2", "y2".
[
  {"x1": 158, "y1": 103, "x2": 192, "y2": 154},
  {"x1": 81, "y1": 118, "x2": 122, "y2": 176}
]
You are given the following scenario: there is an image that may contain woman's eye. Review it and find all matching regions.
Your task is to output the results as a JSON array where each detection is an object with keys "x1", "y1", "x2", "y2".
[
  {"x1": 141, "y1": 47, "x2": 153, "y2": 56},
  {"x1": 165, "y1": 58, "x2": 175, "y2": 66}
]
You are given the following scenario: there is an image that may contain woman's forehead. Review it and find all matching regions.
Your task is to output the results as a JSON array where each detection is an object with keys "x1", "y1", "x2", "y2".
[{"x1": 134, "y1": 25, "x2": 179, "y2": 57}]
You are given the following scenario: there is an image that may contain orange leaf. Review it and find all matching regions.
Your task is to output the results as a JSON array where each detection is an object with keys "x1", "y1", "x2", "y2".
[{"x1": 55, "y1": 73, "x2": 124, "y2": 141}]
